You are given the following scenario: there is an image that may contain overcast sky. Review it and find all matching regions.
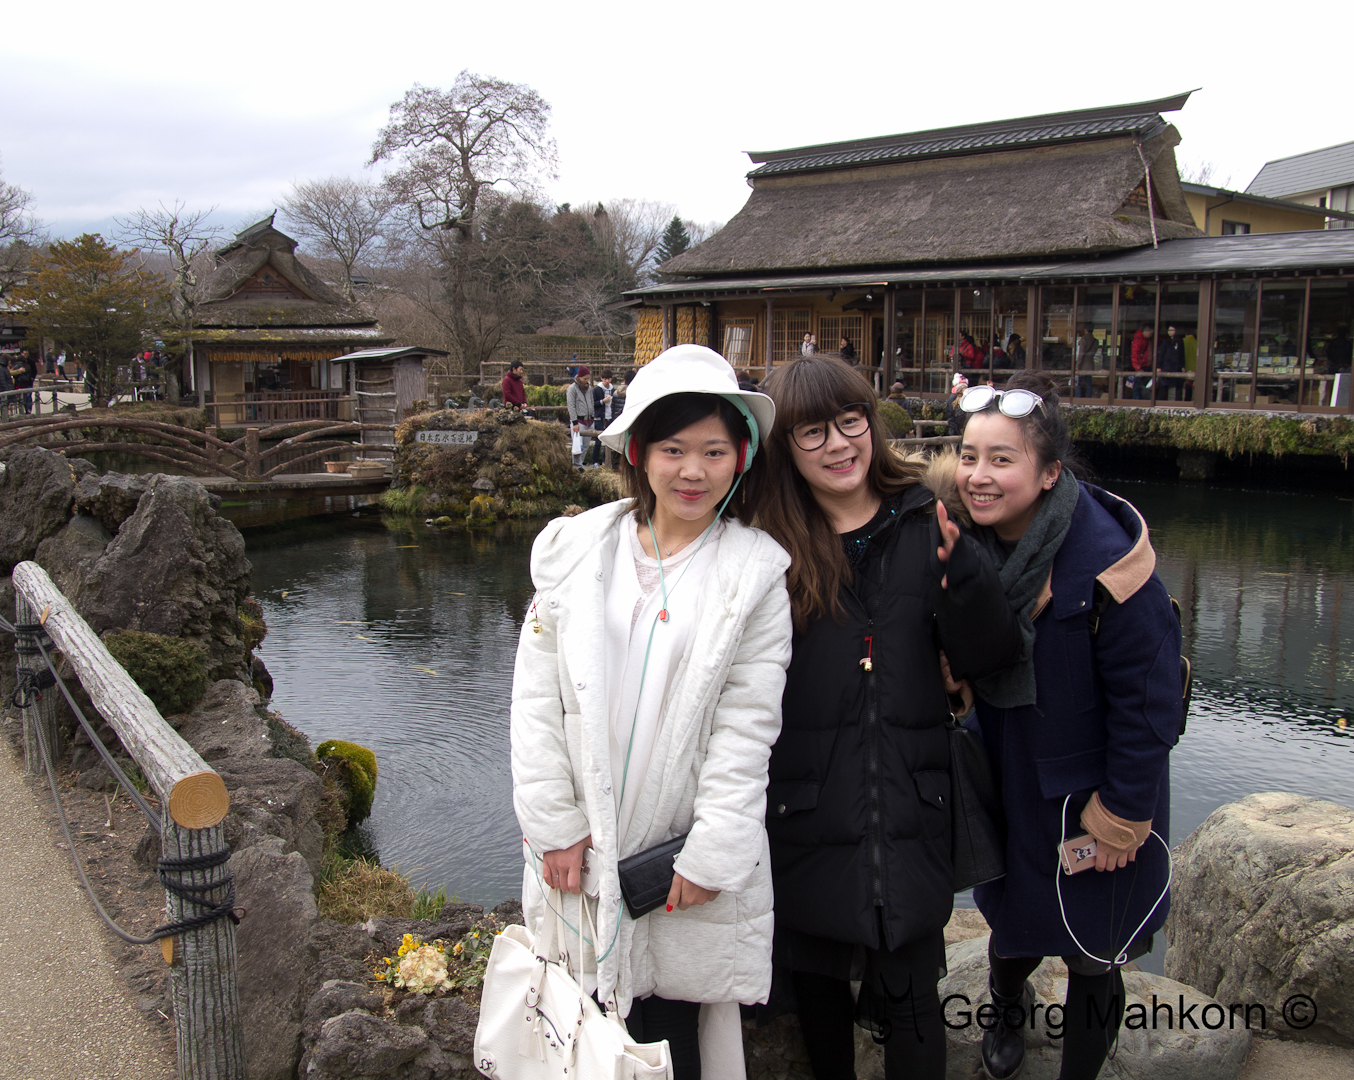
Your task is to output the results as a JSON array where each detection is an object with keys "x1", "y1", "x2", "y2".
[{"x1": 5, "y1": 0, "x2": 1348, "y2": 242}]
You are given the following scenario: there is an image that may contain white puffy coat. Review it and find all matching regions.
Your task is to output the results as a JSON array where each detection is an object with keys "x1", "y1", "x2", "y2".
[{"x1": 511, "y1": 500, "x2": 792, "y2": 1014}]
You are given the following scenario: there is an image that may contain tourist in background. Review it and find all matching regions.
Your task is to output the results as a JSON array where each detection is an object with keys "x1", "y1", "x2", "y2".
[
  {"x1": 10, "y1": 349, "x2": 35, "y2": 414},
  {"x1": 591, "y1": 369, "x2": 616, "y2": 467},
  {"x1": 886, "y1": 381, "x2": 908, "y2": 406},
  {"x1": 839, "y1": 336, "x2": 857, "y2": 364},
  {"x1": 1005, "y1": 333, "x2": 1026, "y2": 369},
  {"x1": 754, "y1": 356, "x2": 1021, "y2": 1080},
  {"x1": 1129, "y1": 325, "x2": 1154, "y2": 399},
  {"x1": 1157, "y1": 325, "x2": 1187, "y2": 401},
  {"x1": 945, "y1": 372, "x2": 969, "y2": 435},
  {"x1": 566, "y1": 365, "x2": 594, "y2": 469},
  {"x1": 946, "y1": 373, "x2": 1180, "y2": 1080},
  {"x1": 512, "y1": 344, "x2": 791, "y2": 1079},
  {"x1": 801, "y1": 332, "x2": 817, "y2": 356},
  {"x1": 501, "y1": 359, "x2": 527, "y2": 410}
]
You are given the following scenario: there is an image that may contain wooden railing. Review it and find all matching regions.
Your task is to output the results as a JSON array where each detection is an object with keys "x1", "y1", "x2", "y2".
[
  {"x1": 0, "y1": 414, "x2": 393, "y2": 480},
  {"x1": 205, "y1": 391, "x2": 352, "y2": 427},
  {"x1": 13, "y1": 562, "x2": 243, "y2": 1079}
]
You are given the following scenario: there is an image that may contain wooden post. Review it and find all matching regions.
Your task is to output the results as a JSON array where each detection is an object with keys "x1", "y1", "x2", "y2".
[
  {"x1": 11, "y1": 562, "x2": 241, "y2": 1080},
  {"x1": 765, "y1": 298, "x2": 775, "y2": 376},
  {"x1": 245, "y1": 428, "x2": 260, "y2": 480},
  {"x1": 14, "y1": 593, "x2": 60, "y2": 774},
  {"x1": 162, "y1": 816, "x2": 247, "y2": 1080},
  {"x1": 883, "y1": 287, "x2": 898, "y2": 390}
]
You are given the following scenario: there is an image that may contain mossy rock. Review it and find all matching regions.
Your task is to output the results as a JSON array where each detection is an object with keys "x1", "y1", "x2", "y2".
[
  {"x1": 239, "y1": 596, "x2": 267, "y2": 653},
  {"x1": 316, "y1": 739, "x2": 378, "y2": 826},
  {"x1": 877, "y1": 400, "x2": 914, "y2": 438},
  {"x1": 104, "y1": 629, "x2": 208, "y2": 717}
]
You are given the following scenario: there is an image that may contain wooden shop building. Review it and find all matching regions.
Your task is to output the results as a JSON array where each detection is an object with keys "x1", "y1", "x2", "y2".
[
  {"x1": 627, "y1": 92, "x2": 1354, "y2": 414},
  {"x1": 190, "y1": 214, "x2": 392, "y2": 425}
]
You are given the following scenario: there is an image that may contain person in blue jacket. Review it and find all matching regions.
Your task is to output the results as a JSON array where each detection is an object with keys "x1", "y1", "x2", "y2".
[{"x1": 945, "y1": 372, "x2": 1181, "y2": 1080}]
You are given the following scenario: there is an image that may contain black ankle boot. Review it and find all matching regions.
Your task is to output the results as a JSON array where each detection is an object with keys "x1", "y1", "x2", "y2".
[{"x1": 981, "y1": 977, "x2": 1032, "y2": 1080}]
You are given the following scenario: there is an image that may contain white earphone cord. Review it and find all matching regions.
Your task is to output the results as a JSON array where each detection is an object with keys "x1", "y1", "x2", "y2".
[{"x1": 1055, "y1": 792, "x2": 1172, "y2": 968}]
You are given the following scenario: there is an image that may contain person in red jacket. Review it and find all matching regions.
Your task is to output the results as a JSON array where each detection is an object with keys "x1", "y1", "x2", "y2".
[
  {"x1": 1129, "y1": 326, "x2": 1154, "y2": 399},
  {"x1": 501, "y1": 359, "x2": 527, "y2": 409}
]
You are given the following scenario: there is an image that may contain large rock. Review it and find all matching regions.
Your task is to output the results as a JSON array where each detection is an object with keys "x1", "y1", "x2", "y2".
[
  {"x1": 1165, "y1": 792, "x2": 1354, "y2": 1046},
  {"x1": 0, "y1": 447, "x2": 91, "y2": 572},
  {"x1": 73, "y1": 474, "x2": 252, "y2": 682},
  {"x1": 936, "y1": 935, "x2": 1250, "y2": 1080},
  {"x1": 309, "y1": 1010, "x2": 429, "y2": 1078},
  {"x1": 232, "y1": 836, "x2": 319, "y2": 1080},
  {"x1": 177, "y1": 680, "x2": 325, "y2": 878},
  {"x1": 35, "y1": 513, "x2": 113, "y2": 597},
  {"x1": 72, "y1": 470, "x2": 150, "y2": 533}
]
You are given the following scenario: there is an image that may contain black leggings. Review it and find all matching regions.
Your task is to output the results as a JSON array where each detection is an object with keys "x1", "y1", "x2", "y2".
[
  {"x1": 625, "y1": 994, "x2": 701, "y2": 1080},
  {"x1": 989, "y1": 945, "x2": 1126, "y2": 1080},
  {"x1": 792, "y1": 970, "x2": 946, "y2": 1080}
]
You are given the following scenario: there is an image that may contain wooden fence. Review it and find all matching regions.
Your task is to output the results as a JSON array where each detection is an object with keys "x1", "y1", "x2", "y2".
[
  {"x1": 0, "y1": 414, "x2": 393, "y2": 480},
  {"x1": 13, "y1": 561, "x2": 243, "y2": 1079}
]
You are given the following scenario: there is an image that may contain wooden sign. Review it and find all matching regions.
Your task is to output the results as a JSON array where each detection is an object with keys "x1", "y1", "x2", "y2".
[{"x1": 416, "y1": 430, "x2": 478, "y2": 445}]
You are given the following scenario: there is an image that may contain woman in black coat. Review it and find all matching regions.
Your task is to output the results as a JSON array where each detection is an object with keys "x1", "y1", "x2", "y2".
[
  {"x1": 949, "y1": 374, "x2": 1180, "y2": 1080},
  {"x1": 756, "y1": 356, "x2": 1021, "y2": 1080}
]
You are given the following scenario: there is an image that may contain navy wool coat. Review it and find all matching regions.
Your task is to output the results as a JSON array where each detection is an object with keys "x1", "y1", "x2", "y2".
[{"x1": 973, "y1": 482, "x2": 1182, "y2": 962}]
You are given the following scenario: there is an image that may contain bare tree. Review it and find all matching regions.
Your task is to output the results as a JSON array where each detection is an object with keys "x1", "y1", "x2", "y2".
[
  {"x1": 591, "y1": 199, "x2": 673, "y2": 289},
  {"x1": 370, "y1": 71, "x2": 557, "y2": 373},
  {"x1": 280, "y1": 177, "x2": 392, "y2": 300},
  {"x1": 1178, "y1": 160, "x2": 1233, "y2": 189},
  {"x1": 116, "y1": 202, "x2": 221, "y2": 402},
  {"x1": 685, "y1": 219, "x2": 724, "y2": 246},
  {"x1": 0, "y1": 167, "x2": 45, "y2": 301}
]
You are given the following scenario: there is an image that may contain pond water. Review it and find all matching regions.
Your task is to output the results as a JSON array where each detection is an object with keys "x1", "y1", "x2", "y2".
[{"x1": 242, "y1": 481, "x2": 1354, "y2": 953}]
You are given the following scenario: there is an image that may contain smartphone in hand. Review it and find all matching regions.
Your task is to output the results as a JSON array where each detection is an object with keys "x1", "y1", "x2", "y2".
[{"x1": 1059, "y1": 834, "x2": 1099, "y2": 875}]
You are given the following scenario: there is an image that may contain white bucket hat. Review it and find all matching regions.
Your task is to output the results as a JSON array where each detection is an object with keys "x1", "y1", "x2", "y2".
[{"x1": 600, "y1": 345, "x2": 776, "y2": 457}]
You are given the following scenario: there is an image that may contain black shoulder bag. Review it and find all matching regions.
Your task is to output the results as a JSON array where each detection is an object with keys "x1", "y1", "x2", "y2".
[{"x1": 949, "y1": 715, "x2": 1007, "y2": 891}]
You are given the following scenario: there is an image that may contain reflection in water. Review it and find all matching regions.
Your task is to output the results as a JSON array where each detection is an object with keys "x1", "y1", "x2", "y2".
[{"x1": 247, "y1": 485, "x2": 1354, "y2": 918}]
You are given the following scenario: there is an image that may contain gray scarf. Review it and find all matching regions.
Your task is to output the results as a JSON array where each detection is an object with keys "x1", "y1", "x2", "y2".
[{"x1": 971, "y1": 469, "x2": 1080, "y2": 708}]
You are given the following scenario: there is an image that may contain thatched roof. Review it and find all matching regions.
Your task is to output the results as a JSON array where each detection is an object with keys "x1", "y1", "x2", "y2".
[
  {"x1": 663, "y1": 124, "x2": 1200, "y2": 276},
  {"x1": 194, "y1": 214, "x2": 389, "y2": 344}
]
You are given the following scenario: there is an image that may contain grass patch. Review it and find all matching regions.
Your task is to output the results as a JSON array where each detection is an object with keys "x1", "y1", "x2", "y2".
[
  {"x1": 1065, "y1": 406, "x2": 1354, "y2": 461},
  {"x1": 412, "y1": 882, "x2": 450, "y2": 920},
  {"x1": 104, "y1": 629, "x2": 208, "y2": 717},
  {"x1": 317, "y1": 851, "x2": 415, "y2": 923}
]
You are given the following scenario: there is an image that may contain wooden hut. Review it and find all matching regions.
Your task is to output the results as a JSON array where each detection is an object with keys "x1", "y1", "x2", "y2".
[
  {"x1": 190, "y1": 214, "x2": 392, "y2": 425},
  {"x1": 329, "y1": 346, "x2": 449, "y2": 459}
]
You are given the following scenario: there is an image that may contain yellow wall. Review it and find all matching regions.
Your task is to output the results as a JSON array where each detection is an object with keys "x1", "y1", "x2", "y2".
[{"x1": 1184, "y1": 191, "x2": 1325, "y2": 235}]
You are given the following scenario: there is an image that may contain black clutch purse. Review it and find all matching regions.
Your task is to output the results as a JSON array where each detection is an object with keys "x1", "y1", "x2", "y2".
[
  {"x1": 617, "y1": 833, "x2": 688, "y2": 919},
  {"x1": 948, "y1": 717, "x2": 1007, "y2": 891}
]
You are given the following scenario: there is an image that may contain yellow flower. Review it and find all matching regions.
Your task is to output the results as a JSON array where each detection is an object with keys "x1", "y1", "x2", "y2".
[
  {"x1": 472, "y1": 932, "x2": 479, "y2": 938},
  {"x1": 453, "y1": 942, "x2": 463, "y2": 956}
]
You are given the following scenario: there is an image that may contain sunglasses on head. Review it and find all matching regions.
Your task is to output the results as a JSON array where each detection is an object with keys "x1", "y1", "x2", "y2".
[{"x1": 958, "y1": 386, "x2": 1047, "y2": 418}]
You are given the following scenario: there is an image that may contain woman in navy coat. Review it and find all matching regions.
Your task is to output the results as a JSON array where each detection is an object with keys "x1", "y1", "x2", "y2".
[{"x1": 946, "y1": 374, "x2": 1181, "y2": 1080}]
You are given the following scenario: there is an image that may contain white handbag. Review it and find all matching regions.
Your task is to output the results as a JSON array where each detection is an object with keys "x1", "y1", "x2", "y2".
[
  {"x1": 570, "y1": 428, "x2": 584, "y2": 456},
  {"x1": 473, "y1": 889, "x2": 672, "y2": 1080}
]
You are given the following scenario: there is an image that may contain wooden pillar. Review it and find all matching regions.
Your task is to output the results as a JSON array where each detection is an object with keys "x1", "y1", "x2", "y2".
[
  {"x1": 660, "y1": 305, "x2": 671, "y2": 351},
  {"x1": 1194, "y1": 279, "x2": 1213, "y2": 409},
  {"x1": 765, "y1": 299, "x2": 774, "y2": 376},
  {"x1": 883, "y1": 287, "x2": 898, "y2": 390}
]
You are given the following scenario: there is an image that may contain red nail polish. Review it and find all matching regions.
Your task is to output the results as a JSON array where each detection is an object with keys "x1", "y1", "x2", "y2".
[{"x1": 666, "y1": 904, "x2": 673, "y2": 912}]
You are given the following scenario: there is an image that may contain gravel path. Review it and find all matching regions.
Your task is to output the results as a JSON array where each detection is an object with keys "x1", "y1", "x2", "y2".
[{"x1": 0, "y1": 741, "x2": 175, "y2": 1080}]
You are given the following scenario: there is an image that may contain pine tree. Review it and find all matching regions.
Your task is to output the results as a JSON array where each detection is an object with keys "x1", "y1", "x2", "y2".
[{"x1": 655, "y1": 215, "x2": 692, "y2": 267}]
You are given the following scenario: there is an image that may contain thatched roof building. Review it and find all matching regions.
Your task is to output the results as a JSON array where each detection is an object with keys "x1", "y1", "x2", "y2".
[
  {"x1": 626, "y1": 93, "x2": 1354, "y2": 418},
  {"x1": 661, "y1": 93, "x2": 1200, "y2": 276},
  {"x1": 190, "y1": 214, "x2": 392, "y2": 424}
]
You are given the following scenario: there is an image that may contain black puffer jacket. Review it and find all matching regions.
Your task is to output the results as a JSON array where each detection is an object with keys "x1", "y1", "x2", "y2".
[{"x1": 767, "y1": 482, "x2": 1021, "y2": 952}]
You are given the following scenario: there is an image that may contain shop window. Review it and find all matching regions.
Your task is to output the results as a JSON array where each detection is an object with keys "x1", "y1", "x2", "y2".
[
  {"x1": 994, "y1": 288, "x2": 1029, "y2": 372},
  {"x1": 1210, "y1": 282, "x2": 1259, "y2": 406},
  {"x1": 720, "y1": 319, "x2": 755, "y2": 370},
  {"x1": 1304, "y1": 279, "x2": 1354, "y2": 408},
  {"x1": 1256, "y1": 284, "x2": 1303, "y2": 409},
  {"x1": 818, "y1": 315, "x2": 864, "y2": 362},
  {"x1": 1156, "y1": 284, "x2": 1200, "y2": 403},
  {"x1": 1116, "y1": 284, "x2": 1158, "y2": 402},
  {"x1": 922, "y1": 289, "x2": 956, "y2": 395},
  {"x1": 1221, "y1": 221, "x2": 1251, "y2": 235},
  {"x1": 958, "y1": 288, "x2": 993, "y2": 380},
  {"x1": 895, "y1": 292, "x2": 923, "y2": 392},
  {"x1": 772, "y1": 309, "x2": 812, "y2": 364},
  {"x1": 1038, "y1": 287, "x2": 1074, "y2": 395},
  {"x1": 1073, "y1": 287, "x2": 1114, "y2": 401}
]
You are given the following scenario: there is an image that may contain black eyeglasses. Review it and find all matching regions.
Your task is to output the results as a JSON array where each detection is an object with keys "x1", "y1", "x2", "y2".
[
  {"x1": 791, "y1": 403, "x2": 872, "y2": 451},
  {"x1": 958, "y1": 386, "x2": 1046, "y2": 418}
]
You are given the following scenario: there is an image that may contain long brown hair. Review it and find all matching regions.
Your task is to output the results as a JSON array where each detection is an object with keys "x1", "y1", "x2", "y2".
[{"x1": 758, "y1": 356, "x2": 924, "y2": 630}]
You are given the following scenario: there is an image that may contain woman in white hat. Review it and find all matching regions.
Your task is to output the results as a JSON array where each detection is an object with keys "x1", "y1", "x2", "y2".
[{"x1": 510, "y1": 344, "x2": 792, "y2": 1078}]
